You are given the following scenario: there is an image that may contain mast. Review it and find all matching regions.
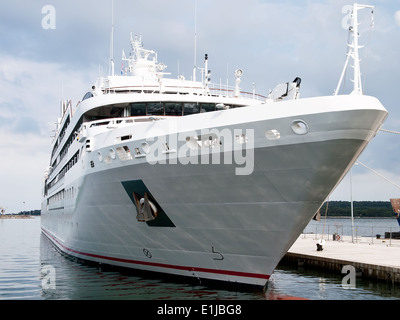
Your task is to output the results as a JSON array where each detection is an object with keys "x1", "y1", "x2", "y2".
[
  {"x1": 109, "y1": 0, "x2": 115, "y2": 76},
  {"x1": 335, "y1": 3, "x2": 374, "y2": 96},
  {"x1": 193, "y1": 0, "x2": 198, "y2": 81},
  {"x1": 351, "y1": 3, "x2": 362, "y2": 95}
]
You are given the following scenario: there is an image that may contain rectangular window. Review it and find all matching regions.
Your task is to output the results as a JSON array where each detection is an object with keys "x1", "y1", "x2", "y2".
[
  {"x1": 165, "y1": 102, "x2": 183, "y2": 116},
  {"x1": 147, "y1": 102, "x2": 164, "y2": 116},
  {"x1": 200, "y1": 103, "x2": 216, "y2": 113},
  {"x1": 131, "y1": 103, "x2": 147, "y2": 116},
  {"x1": 120, "y1": 135, "x2": 132, "y2": 141},
  {"x1": 116, "y1": 146, "x2": 132, "y2": 161},
  {"x1": 184, "y1": 103, "x2": 199, "y2": 115}
]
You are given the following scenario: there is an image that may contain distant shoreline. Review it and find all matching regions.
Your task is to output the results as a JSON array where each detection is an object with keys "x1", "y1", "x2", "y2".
[{"x1": 0, "y1": 215, "x2": 34, "y2": 219}]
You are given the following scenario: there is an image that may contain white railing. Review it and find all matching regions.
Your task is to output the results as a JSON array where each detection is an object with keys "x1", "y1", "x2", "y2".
[
  {"x1": 302, "y1": 224, "x2": 400, "y2": 247},
  {"x1": 103, "y1": 83, "x2": 268, "y2": 101}
]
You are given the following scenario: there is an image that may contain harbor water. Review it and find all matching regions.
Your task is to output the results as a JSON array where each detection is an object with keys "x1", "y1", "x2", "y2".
[{"x1": 1, "y1": 216, "x2": 399, "y2": 300}]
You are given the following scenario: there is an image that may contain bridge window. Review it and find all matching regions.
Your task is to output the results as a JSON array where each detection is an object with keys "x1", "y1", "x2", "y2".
[
  {"x1": 131, "y1": 103, "x2": 147, "y2": 116},
  {"x1": 129, "y1": 101, "x2": 241, "y2": 117},
  {"x1": 201, "y1": 103, "x2": 216, "y2": 113},
  {"x1": 147, "y1": 102, "x2": 164, "y2": 116},
  {"x1": 165, "y1": 102, "x2": 183, "y2": 116},
  {"x1": 184, "y1": 103, "x2": 199, "y2": 115}
]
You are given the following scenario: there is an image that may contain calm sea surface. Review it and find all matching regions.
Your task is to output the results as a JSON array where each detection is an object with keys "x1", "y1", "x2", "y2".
[{"x1": 1, "y1": 217, "x2": 399, "y2": 300}]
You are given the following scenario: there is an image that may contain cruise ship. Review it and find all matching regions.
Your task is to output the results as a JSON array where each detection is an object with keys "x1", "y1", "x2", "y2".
[{"x1": 41, "y1": 4, "x2": 388, "y2": 288}]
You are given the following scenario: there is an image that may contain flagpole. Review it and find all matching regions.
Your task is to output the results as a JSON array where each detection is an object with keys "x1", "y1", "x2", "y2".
[{"x1": 350, "y1": 167, "x2": 355, "y2": 243}]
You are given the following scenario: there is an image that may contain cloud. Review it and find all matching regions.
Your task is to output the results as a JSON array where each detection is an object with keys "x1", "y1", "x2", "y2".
[
  {"x1": 396, "y1": 11, "x2": 400, "y2": 27},
  {"x1": 0, "y1": 54, "x2": 94, "y2": 130},
  {"x1": 13, "y1": 116, "x2": 42, "y2": 135},
  {"x1": 331, "y1": 168, "x2": 400, "y2": 202},
  {"x1": 0, "y1": 54, "x2": 91, "y2": 213},
  {"x1": 0, "y1": 126, "x2": 49, "y2": 214}
]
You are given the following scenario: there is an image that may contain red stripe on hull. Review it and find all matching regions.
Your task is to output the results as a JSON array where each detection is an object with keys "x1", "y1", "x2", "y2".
[{"x1": 41, "y1": 227, "x2": 270, "y2": 281}]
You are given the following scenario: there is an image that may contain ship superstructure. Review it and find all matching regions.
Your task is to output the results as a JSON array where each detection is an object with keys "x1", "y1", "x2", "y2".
[{"x1": 41, "y1": 4, "x2": 387, "y2": 287}]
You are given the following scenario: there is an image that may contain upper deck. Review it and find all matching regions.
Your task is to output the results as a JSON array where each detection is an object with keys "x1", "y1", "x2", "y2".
[{"x1": 44, "y1": 34, "x2": 301, "y2": 192}]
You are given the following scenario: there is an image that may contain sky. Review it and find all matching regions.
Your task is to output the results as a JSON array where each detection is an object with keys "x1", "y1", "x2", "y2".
[{"x1": 1, "y1": 0, "x2": 400, "y2": 213}]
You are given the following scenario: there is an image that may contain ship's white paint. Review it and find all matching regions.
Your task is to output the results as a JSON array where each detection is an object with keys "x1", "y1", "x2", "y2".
[{"x1": 41, "y1": 4, "x2": 388, "y2": 287}]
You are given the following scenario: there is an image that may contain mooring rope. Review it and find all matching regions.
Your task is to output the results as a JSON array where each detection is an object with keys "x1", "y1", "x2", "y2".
[
  {"x1": 380, "y1": 129, "x2": 400, "y2": 135},
  {"x1": 356, "y1": 161, "x2": 400, "y2": 190}
]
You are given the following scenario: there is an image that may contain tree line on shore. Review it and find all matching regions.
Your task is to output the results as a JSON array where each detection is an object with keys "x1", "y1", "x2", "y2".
[
  {"x1": 5, "y1": 210, "x2": 41, "y2": 216},
  {"x1": 319, "y1": 201, "x2": 395, "y2": 218}
]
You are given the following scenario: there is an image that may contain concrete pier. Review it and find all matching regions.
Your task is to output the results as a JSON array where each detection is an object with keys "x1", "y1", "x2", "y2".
[{"x1": 282, "y1": 234, "x2": 400, "y2": 284}]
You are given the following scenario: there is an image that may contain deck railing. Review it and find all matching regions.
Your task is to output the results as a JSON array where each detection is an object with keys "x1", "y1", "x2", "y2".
[{"x1": 302, "y1": 223, "x2": 400, "y2": 247}]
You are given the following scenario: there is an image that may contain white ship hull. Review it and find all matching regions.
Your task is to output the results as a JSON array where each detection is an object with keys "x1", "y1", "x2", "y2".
[{"x1": 41, "y1": 94, "x2": 387, "y2": 287}]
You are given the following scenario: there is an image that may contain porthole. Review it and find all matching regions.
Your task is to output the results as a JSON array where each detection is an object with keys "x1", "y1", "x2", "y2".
[
  {"x1": 141, "y1": 142, "x2": 151, "y2": 154},
  {"x1": 97, "y1": 152, "x2": 103, "y2": 162},
  {"x1": 265, "y1": 129, "x2": 281, "y2": 140},
  {"x1": 291, "y1": 120, "x2": 309, "y2": 135}
]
